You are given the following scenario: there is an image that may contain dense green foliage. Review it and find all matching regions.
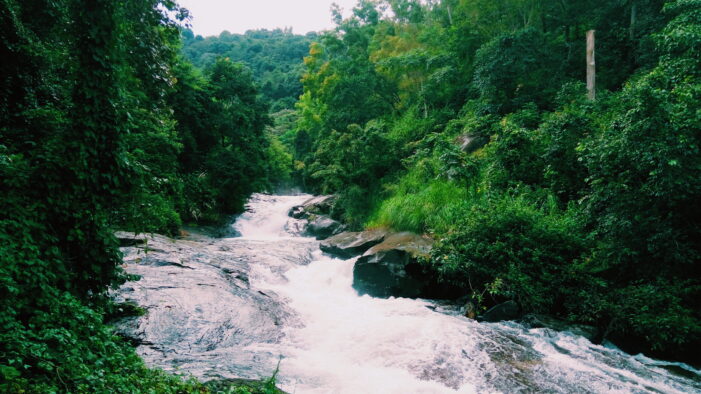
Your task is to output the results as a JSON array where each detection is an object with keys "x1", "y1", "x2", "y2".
[
  {"x1": 0, "y1": 0, "x2": 285, "y2": 390},
  {"x1": 289, "y1": 0, "x2": 701, "y2": 362},
  {"x1": 2, "y1": 0, "x2": 700, "y2": 388},
  {"x1": 182, "y1": 29, "x2": 315, "y2": 111}
]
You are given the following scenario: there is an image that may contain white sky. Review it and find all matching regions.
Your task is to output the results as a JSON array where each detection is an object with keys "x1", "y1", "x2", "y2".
[{"x1": 177, "y1": 0, "x2": 359, "y2": 37}]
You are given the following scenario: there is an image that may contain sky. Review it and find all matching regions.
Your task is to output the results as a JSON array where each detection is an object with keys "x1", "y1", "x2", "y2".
[{"x1": 177, "y1": 0, "x2": 359, "y2": 37}]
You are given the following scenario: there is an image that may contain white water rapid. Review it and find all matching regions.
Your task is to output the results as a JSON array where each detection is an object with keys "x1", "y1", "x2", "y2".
[{"x1": 116, "y1": 193, "x2": 701, "y2": 393}]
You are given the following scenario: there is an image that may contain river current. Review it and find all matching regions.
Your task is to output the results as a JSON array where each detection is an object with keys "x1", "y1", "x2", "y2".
[{"x1": 115, "y1": 193, "x2": 701, "y2": 393}]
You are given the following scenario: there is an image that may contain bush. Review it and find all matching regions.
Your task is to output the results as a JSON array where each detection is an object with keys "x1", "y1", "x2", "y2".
[
  {"x1": 429, "y1": 194, "x2": 589, "y2": 313},
  {"x1": 582, "y1": 0, "x2": 701, "y2": 280},
  {"x1": 482, "y1": 120, "x2": 546, "y2": 191},
  {"x1": 180, "y1": 172, "x2": 220, "y2": 223},
  {"x1": 539, "y1": 85, "x2": 595, "y2": 204},
  {"x1": 587, "y1": 280, "x2": 701, "y2": 361}
]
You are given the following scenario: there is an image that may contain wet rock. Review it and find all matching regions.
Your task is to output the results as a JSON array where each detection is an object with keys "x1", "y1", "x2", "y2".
[
  {"x1": 111, "y1": 231, "x2": 303, "y2": 381},
  {"x1": 465, "y1": 301, "x2": 477, "y2": 320},
  {"x1": 319, "y1": 229, "x2": 388, "y2": 259},
  {"x1": 353, "y1": 232, "x2": 437, "y2": 298},
  {"x1": 288, "y1": 195, "x2": 336, "y2": 219},
  {"x1": 288, "y1": 195, "x2": 342, "y2": 240},
  {"x1": 305, "y1": 215, "x2": 344, "y2": 240},
  {"x1": 520, "y1": 313, "x2": 598, "y2": 342},
  {"x1": 288, "y1": 205, "x2": 306, "y2": 219},
  {"x1": 477, "y1": 300, "x2": 520, "y2": 322},
  {"x1": 116, "y1": 231, "x2": 147, "y2": 247}
]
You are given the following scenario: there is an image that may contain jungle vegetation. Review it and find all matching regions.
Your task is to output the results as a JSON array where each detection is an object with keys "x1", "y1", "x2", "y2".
[
  {"x1": 1, "y1": 0, "x2": 700, "y2": 390},
  {"x1": 290, "y1": 0, "x2": 701, "y2": 363}
]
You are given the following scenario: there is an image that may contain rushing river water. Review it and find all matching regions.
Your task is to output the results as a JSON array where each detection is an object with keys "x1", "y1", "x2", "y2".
[{"x1": 115, "y1": 194, "x2": 701, "y2": 393}]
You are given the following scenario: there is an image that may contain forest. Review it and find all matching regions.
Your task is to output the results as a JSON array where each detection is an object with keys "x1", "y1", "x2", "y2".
[
  {"x1": 181, "y1": 28, "x2": 315, "y2": 111},
  {"x1": 1, "y1": 0, "x2": 700, "y2": 391}
]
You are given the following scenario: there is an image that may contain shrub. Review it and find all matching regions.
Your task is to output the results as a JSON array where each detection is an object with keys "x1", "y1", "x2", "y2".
[{"x1": 429, "y1": 194, "x2": 589, "y2": 313}]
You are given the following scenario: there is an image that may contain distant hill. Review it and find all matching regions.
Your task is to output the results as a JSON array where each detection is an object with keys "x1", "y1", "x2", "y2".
[{"x1": 181, "y1": 29, "x2": 316, "y2": 111}]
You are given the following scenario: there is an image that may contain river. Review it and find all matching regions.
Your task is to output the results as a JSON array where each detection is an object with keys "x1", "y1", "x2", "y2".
[{"x1": 114, "y1": 193, "x2": 701, "y2": 393}]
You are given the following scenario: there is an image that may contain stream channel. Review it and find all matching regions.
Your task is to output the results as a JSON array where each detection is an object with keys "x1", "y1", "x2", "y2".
[{"x1": 113, "y1": 193, "x2": 701, "y2": 393}]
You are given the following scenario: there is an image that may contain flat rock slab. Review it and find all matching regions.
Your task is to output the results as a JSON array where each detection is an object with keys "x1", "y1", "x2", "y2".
[
  {"x1": 319, "y1": 229, "x2": 388, "y2": 259},
  {"x1": 364, "y1": 232, "x2": 433, "y2": 257},
  {"x1": 110, "y1": 232, "x2": 311, "y2": 381}
]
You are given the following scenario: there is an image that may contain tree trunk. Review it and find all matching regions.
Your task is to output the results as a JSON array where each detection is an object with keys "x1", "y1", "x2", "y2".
[
  {"x1": 586, "y1": 30, "x2": 596, "y2": 100},
  {"x1": 629, "y1": 2, "x2": 637, "y2": 40}
]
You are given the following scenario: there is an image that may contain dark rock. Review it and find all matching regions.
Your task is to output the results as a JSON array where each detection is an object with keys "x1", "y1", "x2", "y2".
[
  {"x1": 288, "y1": 205, "x2": 307, "y2": 219},
  {"x1": 477, "y1": 300, "x2": 520, "y2": 322},
  {"x1": 288, "y1": 195, "x2": 336, "y2": 219},
  {"x1": 305, "y1": 215, "x2": 344, "y2": 240},
  {"x1": 353, "y1": 232, "x2": 460, "y2": 299},
  {"x1": 319, "y1": 229, "x2": 388, "y2": 259},
  {"x1": 520, "y1": 313, "x2": 598, "y2": 342},
  {"x1": 113, "y1": 316, "x2": 148, "y2": 347},
  {"x1": 116, "y1": 231, "x2": 147, "y2": 247}
]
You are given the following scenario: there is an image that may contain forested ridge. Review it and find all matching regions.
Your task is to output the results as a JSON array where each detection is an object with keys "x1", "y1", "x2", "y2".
[
  {"x1": 1, "y1": 0, "x2": 700, "y2": 391},
  {"x1": 181, "y1": 28, "x2": 315, "y2": 112}
]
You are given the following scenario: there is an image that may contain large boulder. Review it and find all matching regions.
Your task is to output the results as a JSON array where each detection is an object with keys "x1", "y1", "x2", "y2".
[
  {"x1": 320, "y1": 229, "x2": 388, "y2": 259},
  {"x1": 477, "y1": 300, "x2": 520, "y2": 323},
  {"x1": 353, "y1": 232, "x2": 457, "y2": 298},
  {"x1": 305, "y1": 214, "x2": 344, "y2": 240},
  {"x1": 288, "y1": 195, "x2": 336, "y2": 219}
]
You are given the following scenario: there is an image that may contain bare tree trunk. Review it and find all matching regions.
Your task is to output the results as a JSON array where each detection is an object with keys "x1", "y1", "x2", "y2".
[
  {"x1": 629, "y1": 2, "x2": 637, "y2": 40},
  {"x1": 587, "y1": 30, "x2": 596, "y2": 100}
]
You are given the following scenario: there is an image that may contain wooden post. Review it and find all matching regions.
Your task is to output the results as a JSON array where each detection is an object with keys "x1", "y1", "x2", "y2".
[{"x1": 586, "y1": 30, "x2": 596, "y2": 100}]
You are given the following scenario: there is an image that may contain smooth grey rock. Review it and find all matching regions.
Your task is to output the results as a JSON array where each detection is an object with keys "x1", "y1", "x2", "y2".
[{"x1": 319, "y1": 229, "x2": 388, "y2": 259}]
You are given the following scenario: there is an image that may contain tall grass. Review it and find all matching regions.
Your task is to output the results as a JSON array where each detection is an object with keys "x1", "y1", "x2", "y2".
[{"x1": 368, "y1": 164, "x2": 474, "y2": 234}]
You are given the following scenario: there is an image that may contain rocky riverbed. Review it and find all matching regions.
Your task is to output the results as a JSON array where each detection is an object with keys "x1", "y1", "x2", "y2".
[{"x1": 112, "y1": 194, "x2": 701, "y2": 393}]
